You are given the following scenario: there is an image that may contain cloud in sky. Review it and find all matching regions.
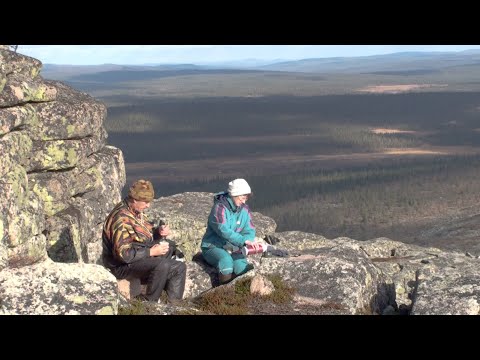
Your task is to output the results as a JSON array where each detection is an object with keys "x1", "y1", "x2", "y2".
[{"x1": 18, "y1": 45, "x2": 480, "y2": 65}]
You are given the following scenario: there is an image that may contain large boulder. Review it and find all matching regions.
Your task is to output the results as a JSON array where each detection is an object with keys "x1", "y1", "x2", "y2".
[
  {"x1": 411, "y1": 251, "x2": 480, "y2": 315},
  {"x1": 27, "y1": 81, "x2": 106, "y2": 141},
  {"x1": 0, "y1": 259, "x2": 118, "y2": 315},
  {"x1": 0, "y1": 46, "x2": 125, "y2": 272}
]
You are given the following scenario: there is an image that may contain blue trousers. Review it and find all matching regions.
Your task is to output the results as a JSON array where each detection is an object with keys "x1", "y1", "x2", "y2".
[{"x1": 202, "y1": 247, "x2": 250, "y2": 275}]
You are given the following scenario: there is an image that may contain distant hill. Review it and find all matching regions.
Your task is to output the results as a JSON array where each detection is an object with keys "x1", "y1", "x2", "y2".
[
  {"x1": 42, "y1": 64, "x2": 126, "y2": 80},
  {"x1": 40, "y1": 49, "x2": 480, "y2": 83},
  {"x1": 42, "y1": 63, "x2": 208, "y2": 81},
  {"x1": 42, "y1": 63, "x2": 263, "y2": 82},
  {"x1": 259, "y1": 50, "x2": 480, "y2": 73}
]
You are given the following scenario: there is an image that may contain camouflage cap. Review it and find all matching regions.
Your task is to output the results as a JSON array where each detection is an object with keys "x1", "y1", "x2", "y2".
[{"x1": 128, "y1": 179, "x2": 154, "y2": 202}]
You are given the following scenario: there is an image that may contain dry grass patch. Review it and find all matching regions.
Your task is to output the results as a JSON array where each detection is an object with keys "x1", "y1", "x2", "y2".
[
  {"x1": 118, "y1": 299, "x2": 161, "y2": 315},
  {"x1": 384, "y1": 148, "x2": 446, "y2": 155},
  {"x1": 357, "y1": 84, "x2": 447, "y2": 94},
  {"x1": 371, "y1": 128, "x2": 417, "y2": 135}
]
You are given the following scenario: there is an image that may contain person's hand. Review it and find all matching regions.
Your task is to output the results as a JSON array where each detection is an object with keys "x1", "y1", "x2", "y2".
[
  {"x1": 158, "y1": 224, "x2": 170, "y2": 238},
  {"x1": 150, "y1": 242, "x2": 169, "y2": 256},
  {"x1": 245, "y1": 240, "x2": 262, "y2": 251}
]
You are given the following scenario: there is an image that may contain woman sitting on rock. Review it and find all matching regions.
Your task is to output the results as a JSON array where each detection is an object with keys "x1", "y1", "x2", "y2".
[{"x1": 201, "y1": 178, "x2": 262, "y2": 285}]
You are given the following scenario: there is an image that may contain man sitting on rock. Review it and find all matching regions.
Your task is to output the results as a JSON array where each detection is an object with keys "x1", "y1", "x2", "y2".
[{"x1": 102, "y1": 179, "x2": 186, "y2": 303}]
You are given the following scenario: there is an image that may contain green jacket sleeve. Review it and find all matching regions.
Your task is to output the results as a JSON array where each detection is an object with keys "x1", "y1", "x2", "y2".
[
  {"x1": 209, "y1": 203, "x2": 249, "y2": 247},
  {"x1": 241, "y1": 206, "x2": 256, "y2": 241}
]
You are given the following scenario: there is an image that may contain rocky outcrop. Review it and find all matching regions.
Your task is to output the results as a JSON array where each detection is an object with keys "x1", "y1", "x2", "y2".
[
  {"x1": 0, "y1": 46, "x2": 125, "y2": 269},
  {"x1": 130, "y1": 193, "x2": 480, "y2": 315},
  {"x1": 6, "y1": 188, "x2": 480, "y2": 314},
  {"x1": 410, "y1": 250, "x2": 480, "y2": 315},
  {"x1": 0, "y1": 258, "x2": 117, "y2": 315},
  {"x1": 0, "y1": 46, "x2": 125, "y2": 314}
]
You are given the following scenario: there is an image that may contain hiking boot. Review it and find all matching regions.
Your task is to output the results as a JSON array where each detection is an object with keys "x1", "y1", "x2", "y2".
[
  {"x1": 218, "y1": 273, "x2": 233, "y2": 285},
  {"x1": 238, "y1": 263, "x2": 254, "y2": 275},
  {"x1": 246, "y1": 263, "x2": 254, "y2": 271}
]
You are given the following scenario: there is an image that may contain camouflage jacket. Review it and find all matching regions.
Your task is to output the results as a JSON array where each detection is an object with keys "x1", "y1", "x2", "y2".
[{"x1": 102, "y1": 199, "x2": 156, "y2": 268}]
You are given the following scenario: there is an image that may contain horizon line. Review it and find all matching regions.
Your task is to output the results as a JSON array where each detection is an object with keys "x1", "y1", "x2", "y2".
[{"x1": 39, "y1": 48, "x2": 480, "y2": 67}]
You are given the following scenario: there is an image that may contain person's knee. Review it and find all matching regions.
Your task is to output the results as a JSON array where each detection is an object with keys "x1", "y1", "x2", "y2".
[
  {"x1": 233, "y1": 260, "x2": 253, "y2": 275},
  {"x1": 203, "y1": 248, "x2": 234, "y2": 274},
  {"x1": 201, "y1": 249, "x2": 216, "y2": 267},
  {"x1": 153, "y1": 259, "x2": 170, "y2": 273},
  {"x1": 218, "y1": 256, "x2": 234, "y2": 275},
  {"x1": 172, "y1": 260, "x2": 187, "y2": 275}
]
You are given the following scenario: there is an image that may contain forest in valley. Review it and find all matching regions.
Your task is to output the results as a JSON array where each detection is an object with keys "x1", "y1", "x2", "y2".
[{"x1": 42, "y1": 53, "x2": 480, "y2": 253}]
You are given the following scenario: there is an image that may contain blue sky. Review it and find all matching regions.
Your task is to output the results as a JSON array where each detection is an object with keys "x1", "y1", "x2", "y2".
[{"x1": 19, "y1": 45, "x2": 480, "y2": 66}]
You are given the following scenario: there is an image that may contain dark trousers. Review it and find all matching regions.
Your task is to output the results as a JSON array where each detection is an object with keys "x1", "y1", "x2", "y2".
[{"x1": 112, "y1": 246, "x2": 186, "y2": 302}]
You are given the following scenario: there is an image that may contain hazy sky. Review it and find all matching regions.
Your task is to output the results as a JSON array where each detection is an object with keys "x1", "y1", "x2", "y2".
[{"x1": 19, "y1": 45, "x2": 480, "y2": 65}]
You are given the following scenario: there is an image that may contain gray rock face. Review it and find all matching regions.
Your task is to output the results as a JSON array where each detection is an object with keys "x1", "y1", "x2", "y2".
[
  {"x1": 0, "y1": 74, "x2": 57, "y2": 107},
  {"x1": 254, "y1": 234, "x2": 388, "y2": 314},
  {"x1": 0, "y1": 131, "x2": 32, "y2": 176},
  {"x1": 411, "y1": 251, "x2": 480, "y2": 315},
  {"x1": 0, "y1": 259, "x2": 118, "y2": 315},
  {"x1": 27, "y1": 81, "x2": 106, "y2": 141},
  {"x1": 357, "y1": 237, "x2": 480, "y2": 315},
  {"x1": 0, "y1": 46, "x2": 125, "y2": 273},
  {"x1": 143, "y1": 197, "x2": 480, "y2": 315},
  {"x1": 0, "y1": 47, "x2": 42, "y2": 78},
  {"x1": 184, "y1": 261, "x2": 216, "y2": 299}
]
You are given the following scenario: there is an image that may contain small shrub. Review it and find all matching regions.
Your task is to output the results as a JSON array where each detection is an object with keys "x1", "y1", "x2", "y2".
[
  {"x1": 194, "y1": 274, "x2": 296, "y2": 315},
  {"x1": 196, "y1": 286, "x2": 250, "y2": 315},
  {"x1": 265, "y1": 273, "x2": 296, "y2": 304},
  {"x1": 234, "y1": 277, "x2": 252, "y2": 296},
  {"x1": 118, "y1": 299, "x2": 159, "y2": 315}
]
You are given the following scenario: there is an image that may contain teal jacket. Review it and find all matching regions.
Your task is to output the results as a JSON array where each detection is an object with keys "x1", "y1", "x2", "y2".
[{"x1": 201, "y1": 192, "x2": 256, "y2": 251}]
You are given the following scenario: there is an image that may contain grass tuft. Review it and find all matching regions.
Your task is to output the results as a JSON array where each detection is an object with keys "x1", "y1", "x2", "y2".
[
  {"x1": 265, "y1": 274, "x2": 296, "y2": 304},
  {"x1": 196, "y1": 285, "x2": 250, "y2": 315},
  {"x1": 118, "y1": 299, "x2": 159, "y2": 315},
  {"x1": 195, "y1": 274, "x2": 296, "y2": 315}
]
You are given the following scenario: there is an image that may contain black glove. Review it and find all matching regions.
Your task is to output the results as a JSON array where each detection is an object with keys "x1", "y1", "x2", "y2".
[
  {"x1": 163, "y1": 239, "x2": 182, "y2": 257},
  {"x1": 264, "y1": 235, "x2": 281, "y2": 245},
  {"x1": 264, "y1": 247, "x2": 289, "y2": 258},
  {"x1": 174, "y1": 247, "x2": 185, "y2": 259}
]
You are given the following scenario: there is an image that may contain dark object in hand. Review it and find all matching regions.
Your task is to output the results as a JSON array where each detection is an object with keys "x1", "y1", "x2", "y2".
[
  {"x1": 174, "y1": 247, "x2": 185, "y2": 259},
  {"x1": 264, "y1": 235, "x2": 281, "y2": 245},
  {"x1": 163, "y1": 239, "x2": 185, "y2": 259},
  {"x1": 158, "y1": 219, "x2": 167, "y2": 239},
  {"x1": 154, "y1": 219, "x2": 184, "y2": 259}
]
